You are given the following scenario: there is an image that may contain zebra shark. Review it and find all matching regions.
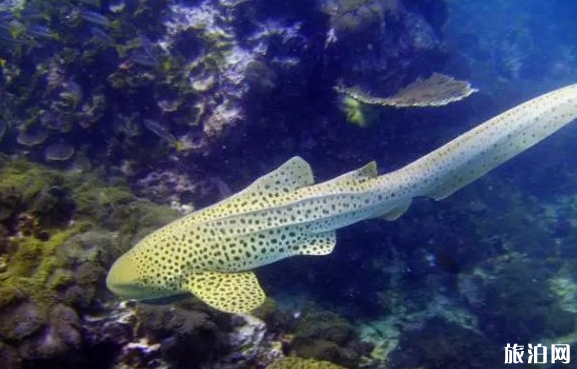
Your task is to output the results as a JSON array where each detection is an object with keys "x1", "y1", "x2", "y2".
[{"x1": 107, "y1": 82, "x2": 577, "y2": 314}]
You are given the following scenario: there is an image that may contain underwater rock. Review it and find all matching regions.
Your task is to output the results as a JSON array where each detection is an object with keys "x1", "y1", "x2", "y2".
[
  {"x1": 18, "y1": 304, "x2": 81, "y2": 360},
  {"x1": 324, "y1": 0, "x2": 444, "y2": 94},
  {"x1": 0, "y1": 0, "x2": 446, "y2": 176},
  {"x1": 135, "y1": 302, "x2": 224, "y2": 362},
  {"x1": 29, "y1": 186, "x2": 76, "y2": 227},
  {"x1": 0, "y1": 302, "x2": 44, "y2": 342},
  {"x1": 0, "y1": 229, "x2": 115, "y2": 363},
  {"x1": 291, "y1": 309, "x2": 371, "y2": 368},
  {"x1": 0, "y1": 341, "x2": 21, "y2": 369},
  {"x1": 82, "y1": 300, "x2": 285, "y2": 369},
  {"x1": 82, "y1": 301, "x2": 169, "y2": 369},
  {"x1": 208, "y1": 314, "x2": 285, "y2": 369},
  {"x1": 468, "y1": 258, "x2": 576, "y2": 343},
  {"x1": 134, "y1": 169, "x2": 204, "y2": 207},
  {"x1": 56, "y1": 230, "x2": 119, "y2": 307}
]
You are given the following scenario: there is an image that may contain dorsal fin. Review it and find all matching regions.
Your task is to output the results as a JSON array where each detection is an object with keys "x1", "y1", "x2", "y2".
[
  {"x1": 241, "y1": 156, "x2": 314, "y2": 197},
  {"x1": 194, "y1": 157, "x2": 314, "y2": 221},
  {"x1": 314, "y1": 161, "x2": 377, "y2": 192}
]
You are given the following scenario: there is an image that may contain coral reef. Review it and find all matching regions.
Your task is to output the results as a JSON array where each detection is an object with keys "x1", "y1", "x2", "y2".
[
  {"x1": 266, "y1": 356, "x2": 348, "y2": 369},
  {"x1": 289, "y1": 309, "x2": 373, "y2": 368},
  {"x1": 323, "y1": 0, "x2": 447, "y2": 94},
  {"x1": 386, "y1": 317, "x2": 502, "y2": 369},
  {"x1": 82, "y1": 300, "x2": 287, "y2": 369},
  {"x1": 0, "y1": 156, "x2": 182, "y2": 368},
  {"x1": 468, "y1": 257, "x2": 576, "y2": 343},
  {"x1": 0, "y1": 0, "x2": 451, "y2": 183}
]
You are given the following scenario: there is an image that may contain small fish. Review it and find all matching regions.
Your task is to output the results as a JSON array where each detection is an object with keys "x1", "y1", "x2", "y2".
[
  {"x1": 107, "y1": 82, "x2": 577, "y2": 314},
  {"x1": 80, "y1": 9, "x2": 110, "y2": 27},
  {"x1": 139, "y1": 34, "x2": 155, "y2": 54},
  {"x1": 143, "y1": 119, "x2": 176, "y2": 144},
  {"x1": 130, "y1": 35, "x2": 160, "y2": 67},
  {"x1": 131, "y1": 51, "x2": 160, "y2": 68},
  {"x1": 90, "y1": 26, "x2": 115, "y2": 46},
  {"x1": 26, "y1": 25, "x2": 54, "y2": 39}
]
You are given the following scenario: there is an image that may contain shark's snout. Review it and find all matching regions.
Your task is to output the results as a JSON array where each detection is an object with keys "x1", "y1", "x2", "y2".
[{"x1": 106, "y1": 253, "x2": 141, "y2": 299}]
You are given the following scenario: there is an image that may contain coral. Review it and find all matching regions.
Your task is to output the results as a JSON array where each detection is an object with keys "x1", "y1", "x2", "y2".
[
  {"x1": 0, "y1": 157, "x2": 62, "y2": 223},
  {"x1": 55, "y1": 231, "x2": 121, "y2": 306},
  {"x1": 18, "y1": 304, "x2": 81, "y2": 360},
  {"x1": 0, "y1": 224, "x2": 87, "y2": 309},
  {"x1": 135, "y1": 302, "x2": 225, "y2": 366},
  {"x1": 386, "y1": 317, "x2": 502, "y2": 369},
  {"x1": 291, "y1": 309, "x2": 371, "y2": 368},
  {"x1": 253, "y1": 299, "x2": 296, "y2": 333},
  {"x1": 323, "y1": 0, "x2": 444, "y2": 99},
  {"x1": 209, "y1": 314, "x2": 285, "y2": 369},
  {"x1": 71, "y1": 170, "x2": 136, "y2": 222},
  {"x1": 0, "y1": 156, "x2": 184, "y2": 367},
  {"x1": 0, "y1": 302, "x2": 45, "y2": 341},
  {"x1": 266, "y1": 356, "x2": 348, "y2": 369},
  {"x1": 134, "y1": 168, "x2": 200, "y2": 206},
  {"x1": 80, "y1": 300, "x2": 287, "y2": 369},
  {"x1": 0, "y1": 0, "x2": 450, "y2": 193},
  {"x1": 335, "y1": 73, "x2": 478, "y2": 108},
  {"x1": 471, "y1": 258, "x2": 577, "y2": 343},
  {"x1": 322, "y1": 0, "x2": 388, "y2": 37}
]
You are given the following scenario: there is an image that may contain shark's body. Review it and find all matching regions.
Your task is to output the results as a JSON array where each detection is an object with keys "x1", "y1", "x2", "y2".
[{"x1": 107, "y1": 83, "x2": 577, "y2": 313}]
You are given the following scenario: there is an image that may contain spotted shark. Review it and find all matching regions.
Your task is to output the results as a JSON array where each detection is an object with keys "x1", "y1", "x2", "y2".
[{"x1": 107, "y1": 83, "x2": 577, "y2": 314}]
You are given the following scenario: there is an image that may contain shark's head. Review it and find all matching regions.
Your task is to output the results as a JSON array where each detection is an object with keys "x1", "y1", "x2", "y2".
[
  {"x1": 106, "y1": 251, "x2": 145, "y2": 299},
  {"x1": 106, "y1": 247, "x2": 179, "y2": 301}
]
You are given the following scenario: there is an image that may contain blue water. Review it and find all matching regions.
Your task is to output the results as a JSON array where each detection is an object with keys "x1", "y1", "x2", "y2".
[{"x1": 1, "y1": 0, "x2": 577, "y2": 368}]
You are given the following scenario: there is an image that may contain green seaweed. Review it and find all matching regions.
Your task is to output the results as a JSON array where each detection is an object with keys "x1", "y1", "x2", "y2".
[
  {"x1": 266, "y1": 357, "x2": 348, "y2": 369},
  {"x1": 71, "y1": 170, "x2": 136, "y2": 221},
  {"x1": 0, "y1": 158, "x2": 61, "y2": 211},
  {"x1": 0, "y1": 223, "x2": 87, "y2": 310},
  {"x1": 0, "y1": 156, "x2": 179, "y2": 313},
  {"x1": 291, "y1": 309, "x2": 363, "y2": 368}
]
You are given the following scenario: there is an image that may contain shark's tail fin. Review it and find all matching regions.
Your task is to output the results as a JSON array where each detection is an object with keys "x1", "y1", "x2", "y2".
[{"x1": 398, "y1": 83, "x2": 577, "y2": 200}]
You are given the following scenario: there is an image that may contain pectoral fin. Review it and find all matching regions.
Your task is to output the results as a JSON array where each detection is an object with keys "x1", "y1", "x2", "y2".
[
  {"x1": 296, "y1": 231, "x2": 337, "y2": 256},
  {"x1": 186, "y1": 270, "x2": 266, "y2": 313},
  {"x1": 379, "y1": 200, "x2": 412, "y2": 221}
]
